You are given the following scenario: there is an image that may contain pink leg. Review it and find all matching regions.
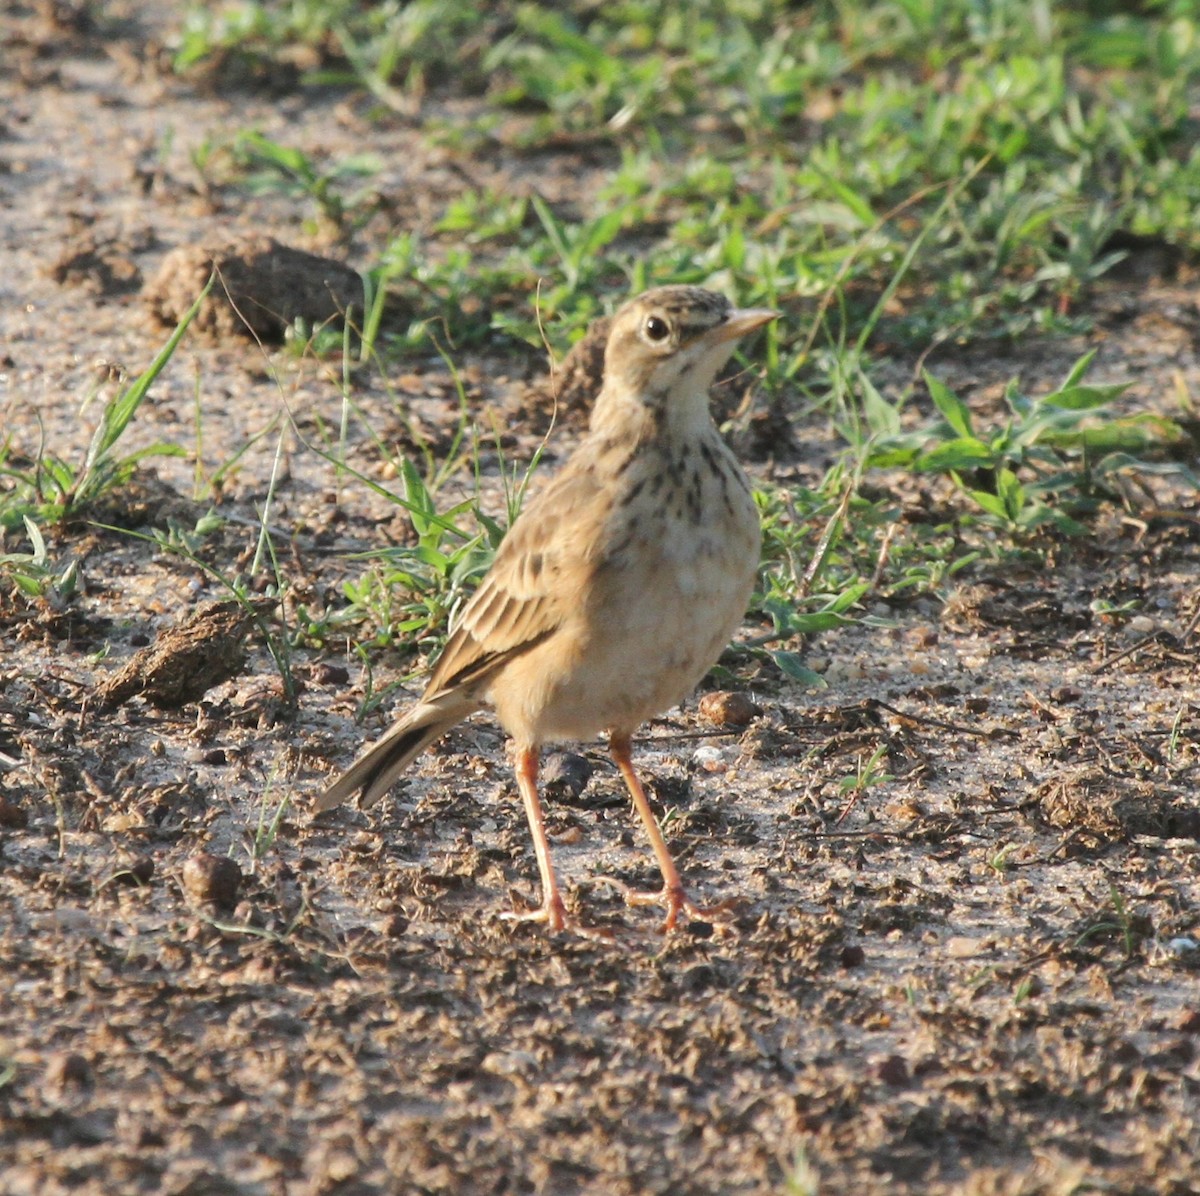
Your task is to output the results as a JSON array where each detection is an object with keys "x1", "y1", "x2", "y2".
[
  {"x1": 503, "y1": 746, "x2": 568, "y2": 932},
  {"x1": 609, "y1": 732, "x2": 733, "y2": 932}
]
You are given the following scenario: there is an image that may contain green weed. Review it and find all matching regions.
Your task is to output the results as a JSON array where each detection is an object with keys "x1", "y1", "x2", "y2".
[
  {"x1": 867, "y1": 351, "x2": 1188, "y2": 536},
  {"x1": 0, "y1": 518, "x2": 76, "y2": 602},
  {"x1": 158, "y1": 0, "x2": 1200, "y2": 674},
  {"x1": 0, "y1": 283, "x2": 205, "y2": 534},
  {"x1": 1074, "y1": 884, "x2": 1148, "y2": 961}
]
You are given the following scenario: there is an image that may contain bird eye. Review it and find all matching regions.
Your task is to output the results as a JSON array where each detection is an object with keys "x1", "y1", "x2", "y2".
[{"x1": 643, "y1": 315, "x2": 670, "y2": 343}]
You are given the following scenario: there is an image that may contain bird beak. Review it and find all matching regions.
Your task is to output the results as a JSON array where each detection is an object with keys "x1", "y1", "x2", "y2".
[{"x1": 709, "y1": 307, "x2": 779, "y2": 344}]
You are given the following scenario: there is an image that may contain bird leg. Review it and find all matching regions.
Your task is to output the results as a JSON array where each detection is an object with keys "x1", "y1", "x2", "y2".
[
  {"x1": 502, "y1": 746, "x2": 569, "y2": 932},
  {"x1": 609, "y1": 732, "x2": 732, "y2": 932}
]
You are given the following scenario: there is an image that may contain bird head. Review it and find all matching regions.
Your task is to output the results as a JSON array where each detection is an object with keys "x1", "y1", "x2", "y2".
[{"x1": 593, "y1": 286, "x2": 777, "y2": 435}]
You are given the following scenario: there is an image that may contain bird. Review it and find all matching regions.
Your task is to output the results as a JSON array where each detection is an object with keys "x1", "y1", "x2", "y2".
[{"x1": 316, "y1": 285, "x2": 777, "y2": 933}]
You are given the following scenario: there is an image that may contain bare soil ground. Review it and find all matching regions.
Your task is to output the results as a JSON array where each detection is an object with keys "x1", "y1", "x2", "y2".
[{"x1": 2, "y1": 6, "x2": 1200, "y2": 1195}]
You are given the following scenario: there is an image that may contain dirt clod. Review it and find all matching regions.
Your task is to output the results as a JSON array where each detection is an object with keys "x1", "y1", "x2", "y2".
[
  {"x1": 113, "y1": 855, "x2": 155, "y2": 887},
  {"x1": 698, "y1": 689, "x2": 761, "y2": 727},
  {"x1": 520, "y1": 315, "x2": 611, "y2": 425},
  {"x1": 540, "y1": 751, "x2": 594, "y2": 801},
  {"x1": 50, "y1": 231, "x2": 143, "y2": 296},
  {"x1": 1037, "y1": 768, "x2": 1200, "y2": 842},
  {"x1": 142, "y1": 234, "x2": 364, "y2": 341},
  {"x1": 877, "y1": 1055, "x2": 911, "y2": 1086},
  {"x1": 46, "y1": 1052, "x2": 92, "y2": 1091},
  {"x1": 0, "y1": 795, "x2": 28, "y2": 828},
  {"x1": 95, "y1": 598, "x2": 269, "y2": 709},
  {"x1": 841, "y1": 943, "x2": 866, "y2": 968},
  {"x1": 181, "y1": 852, "x2": 242, "y2": 907}
]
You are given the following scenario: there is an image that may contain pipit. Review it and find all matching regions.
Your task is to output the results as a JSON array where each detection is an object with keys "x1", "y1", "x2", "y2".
[{"x1": 317, "y1": 286, "x2": 777, "y2": 933}]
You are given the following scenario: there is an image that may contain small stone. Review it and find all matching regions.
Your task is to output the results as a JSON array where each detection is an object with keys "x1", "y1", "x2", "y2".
[
  {"x1": 315, "y1": 662, "x2": 350, "y2": 686},
  {"x1": 324, "y1": 1152, "x2": 358, "y2": 1183},
  {"x1": 182, "y1": 852, "x2": 242, "y2": 907},
  {"x1": 681, "y1": 963, "x2": 717, "y2": 991},
  {"x1": 1173, "y1": 1009, "x2": 1200, "y2": 1034},
  {"x1": 698, "y1": 691, "x2": 760, "y2": 728},
  {"x1": 115, "y1": 855, "x2": 155, "y2": 887},
  {"x1": 541, "y1": 752, "x2": 593, "y2": 801},
  {"x1": 904, "y1": 626, "x2": 938, "y2": 648},
  {"x1": 692, "y1": 744, "x2": 730, "y2": 773},
  {"x1": 0, "y1": 795, "x2": 28, "y2": 828},
  {"x1": 47, "y1": 1052, "x2": 91, "y2": 1089},
  {"x1": 231, "y1": 900, "x2": 257, "y2": 924},
  {"x1": 946, "y1": 935, "x2": 987, "y2": 958},
  {"x1": 840, "y1": 944, "x2": 866, "y2": 968}
]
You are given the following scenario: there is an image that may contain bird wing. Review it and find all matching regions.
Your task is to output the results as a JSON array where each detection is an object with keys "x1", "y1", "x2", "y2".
[{"x1": 424, "y1": 460, "x2": 609, "y2": 698}]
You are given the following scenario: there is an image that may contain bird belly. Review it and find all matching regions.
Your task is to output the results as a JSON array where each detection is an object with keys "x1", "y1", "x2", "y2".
[{"x1": 488, "y1": 480, "x2": 759, "y2": 745}]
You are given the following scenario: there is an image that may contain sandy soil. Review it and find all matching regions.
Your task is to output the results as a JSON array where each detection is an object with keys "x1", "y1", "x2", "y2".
[{"x1": 2, "y1": 5, "x2": 1199, "y2": 1194}]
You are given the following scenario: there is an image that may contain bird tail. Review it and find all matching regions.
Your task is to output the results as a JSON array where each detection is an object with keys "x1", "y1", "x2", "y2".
[{"x1": 315, "y1": 695, "x2": 481, "y2": 812}]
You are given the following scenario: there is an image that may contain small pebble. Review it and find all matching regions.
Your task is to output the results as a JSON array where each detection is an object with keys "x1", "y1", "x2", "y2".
[
  {"x1": 840, "y1": 944, "x2": 866, "y2": 968},
  {"x1": 47, "y1": 1052, "x2": 92, "y2": 1090},
  {"x1": 315, "y1": 662, "x2": 350, "y2": 686},
  {"x1": 325, "y1": 1153, "x2": 359, "y2": 1183},
  {"x1": 692, "y1": 745, "x2": 731, "y2": 773},
  {"x1": 541, "y1": 752, "x2": 593, "y2": 801},
  {"x1": 945, "y1": 935, "x2": 987, "y2": 959},
  {"x1": 380, "y1": 913, "x2": 409, "y2": 938},
  {"x1": 904, "y1": 626, "x2": 938, "y2": 648},
  {"x1": 0, "y1": 796, "x2": 28, "y2": 828},
  {"x1": 698, "y1": 690, "x2": 760, "y2": 727},
  {"x1": 115, "y1": 855, "x2": 155, "y2": 887},
  {"x1": 182, "y1": 852, "x2": 242, "y2": 907}
]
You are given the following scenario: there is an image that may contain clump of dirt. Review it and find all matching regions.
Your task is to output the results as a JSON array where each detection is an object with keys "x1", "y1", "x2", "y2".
[
  {"x1": 142, "y1": 234, "x2": 364, "y2": 341},
  {"x1": 95, "y1": 597, "x2": 271, "y2": 709},
  {"x1": 941, "y1": 580, "x2": 1092, "y2": 637},
  {"x1": 83, "y1": 473, "x2": 205, "y2": 531},
  {"x1": 1037, "y1": 767, "x2": 1200, "y2": 842},
  {"x1": 50, "y1": 229, "x2": 145, "y2": 297},
  {"x1": 517, "y1": 313, "x2": 611, "y2": 428}
]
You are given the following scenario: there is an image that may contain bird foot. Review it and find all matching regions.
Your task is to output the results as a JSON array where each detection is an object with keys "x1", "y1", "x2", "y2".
[
  {"x1": 500, "y1": 892, "x2": 570, "y2": 932},
  {"x1": 500, "y1": 895, "x2": 615, "y2": 942},
  {"x1": 600, "y1": 878, "x2": 738, "y2": 933}
]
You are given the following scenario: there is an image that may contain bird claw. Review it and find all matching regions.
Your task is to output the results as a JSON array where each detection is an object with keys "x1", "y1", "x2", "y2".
[
  {"x1": 500, "y1": 895, "x2": 615, "y2": 942},
  {"x1": 599, "y1": 877, "x2": 738, "y2": 933},
  {"x1": 500, "y1": 893, "x2": 569, "y2": 932}
]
